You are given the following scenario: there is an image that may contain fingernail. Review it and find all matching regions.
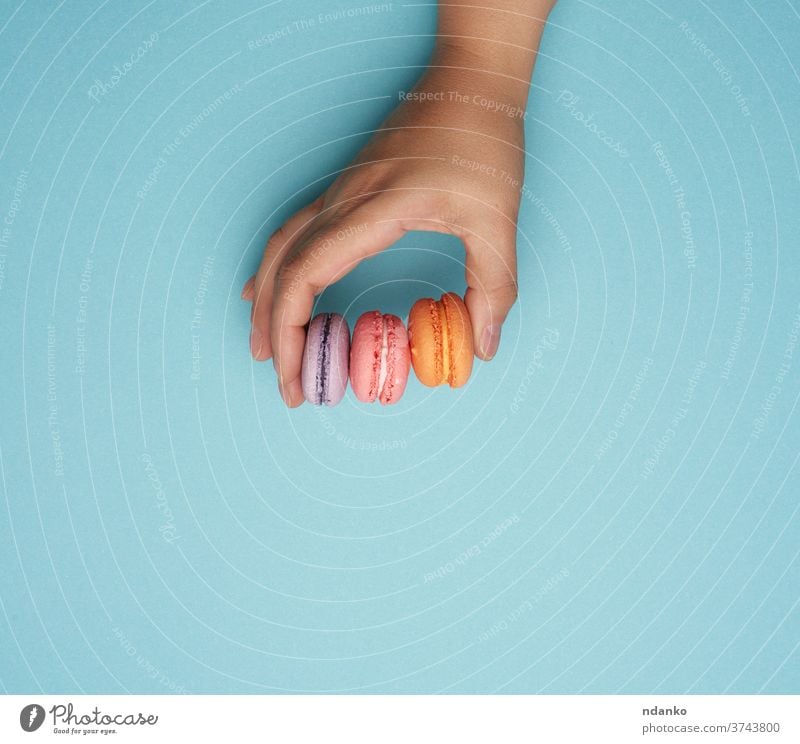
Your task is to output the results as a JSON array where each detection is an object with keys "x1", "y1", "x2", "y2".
[
  {"x1": 241, "y1": 276, "x2": 255, "y2": 300},
  {"x1": 277, "y1": 379, "x2": 289, "y2": 405},
  {"x1": 480, "y1": 324, "x2": 501, "y2": 359},
  {"x1": 250, "y1": 326, "x2": 263, "y2": 358}
]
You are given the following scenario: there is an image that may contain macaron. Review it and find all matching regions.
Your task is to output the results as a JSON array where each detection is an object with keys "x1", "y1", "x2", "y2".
[
  {"x1": 349, "y1": 311, "x2": 411, "y2": 405},
  {"x1": 408, "y1": 292, "x2": 474, "y2": 388},
  {"x1": 301, "y1": 313, "x2": 350, "y2": 406}
]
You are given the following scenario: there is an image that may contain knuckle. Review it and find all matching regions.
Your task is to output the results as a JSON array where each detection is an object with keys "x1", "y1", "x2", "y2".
[
  {"x1": 434, "y1": 190, "x2": 466, "y2": 221},
  {"x1": 250, "y1": 274, "x2": 268, "y2": 310},
  {"x1": 276, "y1": 257, "x2": 300, "y2": 287},
  {"x1": 276, "y1": 251, "x2": 317, "y2": 298},
  {"x1": 265, "y1": 225, "x2": 287, "y2": 254},
  {"x1": 492, "y1": 279, "x2": 519, "y2": 307}
]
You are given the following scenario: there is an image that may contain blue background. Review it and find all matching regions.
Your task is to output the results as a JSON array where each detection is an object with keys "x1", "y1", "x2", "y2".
[{"x1": 1, "y1": 0, "x2": 798, "y2": 693}]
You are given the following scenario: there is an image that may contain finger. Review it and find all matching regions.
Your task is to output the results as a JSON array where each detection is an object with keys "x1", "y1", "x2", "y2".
[
  {"x1": 271, "y1": 202, "x2": 404, "y2": 407},
  {"x1": 462, "y1": 221, "x2": 518, "y2": 360},
  {"x1": 250, "y1": 198, "x2": 323, "y2": 361},
  {"x1": 241, "y1": 275, "x2": 255, "y2": 301}
]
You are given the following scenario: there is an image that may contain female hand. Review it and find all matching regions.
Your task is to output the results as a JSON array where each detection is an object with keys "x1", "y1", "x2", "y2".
[{"x1": 242, "y1": 1, "x2": 555, "y2": 407}]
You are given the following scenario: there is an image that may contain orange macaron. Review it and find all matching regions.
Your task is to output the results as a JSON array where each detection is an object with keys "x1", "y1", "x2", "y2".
[{"x1": 407, "y1": 292, "x2": 474, "y2": 388}]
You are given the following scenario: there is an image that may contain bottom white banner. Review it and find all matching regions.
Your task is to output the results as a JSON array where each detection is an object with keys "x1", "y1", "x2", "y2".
[{"x1": 1, "y1": 694, "x2": 797, "y2": 743}]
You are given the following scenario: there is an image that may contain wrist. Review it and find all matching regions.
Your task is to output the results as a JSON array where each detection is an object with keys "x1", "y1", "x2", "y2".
[
  {"x1": 429, "y1": 40, "x2": 531, "y2": 110},
  {"x1": 431, "y1": 1, "x2": 555, "y2": 106}
]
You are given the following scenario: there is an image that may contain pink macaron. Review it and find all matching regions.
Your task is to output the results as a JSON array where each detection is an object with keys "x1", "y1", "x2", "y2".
[
  {"x1": 349, "y1": 311, "x2": 411, "y2": 405},
  {"x1": 301, "y1": 313, "x2": 350, "y2": 406}
]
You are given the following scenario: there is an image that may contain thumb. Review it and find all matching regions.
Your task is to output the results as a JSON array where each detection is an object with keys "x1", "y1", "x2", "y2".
[{"x1": 462, "y1": 222, "x2": 518, "y2": 360}]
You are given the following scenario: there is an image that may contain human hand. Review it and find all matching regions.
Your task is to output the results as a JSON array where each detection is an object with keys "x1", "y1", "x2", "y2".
[{"x1": 242, "y1": 1, "x2": 555, "y2": 407}]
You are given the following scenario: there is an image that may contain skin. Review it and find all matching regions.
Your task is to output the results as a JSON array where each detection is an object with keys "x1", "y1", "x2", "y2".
[{"x1": 242, "y1": 0, "x2": 558, "y2": 406}]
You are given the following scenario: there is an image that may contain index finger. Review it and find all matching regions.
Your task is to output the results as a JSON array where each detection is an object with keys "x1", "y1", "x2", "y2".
[{"x1": 270, "y1": 207, "x2": 403, "y2": 407}]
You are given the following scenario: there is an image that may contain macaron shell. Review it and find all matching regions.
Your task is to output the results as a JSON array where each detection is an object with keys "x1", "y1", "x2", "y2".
[
  {"x1": 378, "y1": 314, "x2": 410, "y2": 405},
  {"x1": 440, "y1": 292, "x2": 474, "y2": 388},
  {"x1": 301, "y1": 313, "x2": 350, "y2": 406},
  {"x1": 349, "y1": 311, "x2": 383, "y2": 403},
  {"x1": 408, "y1": 294, "x2": 473, "y2": 388},
  {"x1": 301, "y1": 315, "x2": 326, "y2": 404},
  {"x1": 324, "y1": 314, "x2": 350, "y2": 405},
  {"x1": 408, "y1": 298, "x2": 444, "y2": 387},
  {"x1": 350, "y1": 312, "x2": 411, "y2": 405}
]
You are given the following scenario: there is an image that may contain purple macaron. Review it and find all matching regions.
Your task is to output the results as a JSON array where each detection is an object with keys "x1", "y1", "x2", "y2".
[{"x1": 301, "y1": 313, "x2": 350, "y2": 406}]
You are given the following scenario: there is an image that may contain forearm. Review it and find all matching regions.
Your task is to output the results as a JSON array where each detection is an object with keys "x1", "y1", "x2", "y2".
[{"x1": 433, "y1": 0, "x2": 556, "y2": 105}]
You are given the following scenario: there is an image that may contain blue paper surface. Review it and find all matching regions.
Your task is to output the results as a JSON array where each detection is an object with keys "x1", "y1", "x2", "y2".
[{"x1": 0, "y1": 0, "x2": 798, "y2": 693}]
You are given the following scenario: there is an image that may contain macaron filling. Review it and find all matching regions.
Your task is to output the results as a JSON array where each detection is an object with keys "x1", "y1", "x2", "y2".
[
  {"x1": 377, "y1": 319, "x2": 389, "y2": 396},
  {"x1": 439, "y1": 297, "x2": 454, "y2": 386},
  {"x1": 315, "y1": 313, "x2": 333, "y2": 404},
  {"x1": 379, "y1": 315, "x2": 407, "y2": 404},
  {"x1": 428, "y1": 299, "x2": 444, "y2": 384},
  {"x1": 359, "y1": 311, "x2": 382, "y2": 402}
]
